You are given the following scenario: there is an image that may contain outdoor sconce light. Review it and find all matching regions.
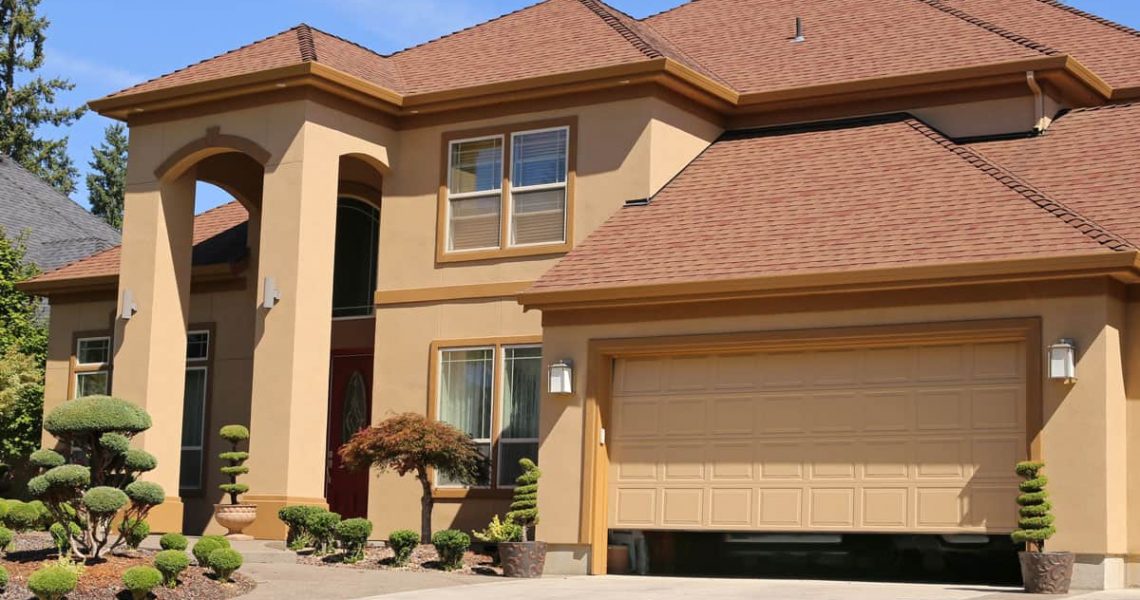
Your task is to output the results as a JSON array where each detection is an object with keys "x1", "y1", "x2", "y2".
[
  {"x1": 120, "y1": 289, "x2": 138, "y2": 320},
  {"x1": 262, "y1": 276, "x2": 281, "y2": 309},
  {"x1": 548, "y1": 360, "x2": 574, "y2": 395},
  {"x1": 1048, "y1": 338, "x2": 1077, "y2": 383}
]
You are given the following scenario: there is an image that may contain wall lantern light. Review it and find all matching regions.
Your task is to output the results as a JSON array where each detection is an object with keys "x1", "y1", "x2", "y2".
[
  {"x1": 120, "y1": 289, "x2": 138, "y2": 320},
  {"x1": 262, "y1": 276, "x2": 281, "y2": 309},
  {"x1": 1047, "y1": 338, "x2": 1077, "y2": 383},
  {"x1": 549, "y1": 359, "x2": 574, "y2": 395}
]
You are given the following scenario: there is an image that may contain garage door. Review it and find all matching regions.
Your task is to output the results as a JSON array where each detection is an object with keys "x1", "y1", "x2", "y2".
[{"x1": 608, "y1": 340, "x2": 1025, "y2": 533}]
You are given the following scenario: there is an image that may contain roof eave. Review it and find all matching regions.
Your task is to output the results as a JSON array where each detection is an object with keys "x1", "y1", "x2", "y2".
[
  {"x1": 19, "y1": 261, "x2": 246, "y2": 297},
  {"x1": 519, "y1": 251, "x2": 1140, "y2": 312}
]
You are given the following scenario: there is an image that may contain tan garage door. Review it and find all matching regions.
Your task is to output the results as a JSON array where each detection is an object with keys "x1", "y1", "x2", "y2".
[{"x1": 608, "y1": 340, "x2": 1025, "y2": 533}]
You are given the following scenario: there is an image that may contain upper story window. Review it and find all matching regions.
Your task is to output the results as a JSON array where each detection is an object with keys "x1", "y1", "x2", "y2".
[
  {"x1": 440, "y1": 118, "x2": 575, "y2": 262},
  {"x1": 332, "y1": 197, "x2": 380, "y2": 318},
  {"x1": 74, "y1": 336, "x2": 111, "y2": 398}
]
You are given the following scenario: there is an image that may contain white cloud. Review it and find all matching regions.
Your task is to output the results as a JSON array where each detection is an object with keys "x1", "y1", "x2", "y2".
[{"x1": 45, "y1": 48, "x2": 147, "y2": 92}]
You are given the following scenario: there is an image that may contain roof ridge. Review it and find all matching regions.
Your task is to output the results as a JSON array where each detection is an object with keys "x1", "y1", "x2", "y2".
[
  {"x1": 576, "y1": 0, "x2": 662, "y2": 59},
  {"x1": 905, "y1": 118, "x2": 1135, "y2": 251},
  {"x1": 918, "y1": 0, "x2": 1062, "y2": 56},
  {"x1": 641, "y1": 0, "x2": 699, "y2": 21},
  {"x1": 1032, "y1": 0, "x2": 1140, "y2": 40},
  {"x1": 296, "y1": 24, "x2": 317, "y2": 62},
  {"x1": 111, "y1": 24, "x2": 307, "y2": 97},
  {"x1": 597, "y1": 0, "x2": 730, "y2": 84},
  {"x1": 388, "y1": 0, "x2": 553, "y2": 58}
]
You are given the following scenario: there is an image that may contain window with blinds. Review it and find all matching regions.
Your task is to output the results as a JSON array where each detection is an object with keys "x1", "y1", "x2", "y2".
[{"x1": 444, "y1": 125, "x2": 570, "y2": 254}]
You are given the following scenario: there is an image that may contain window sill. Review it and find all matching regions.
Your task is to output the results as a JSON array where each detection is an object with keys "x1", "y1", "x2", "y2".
[
  {"x1": 432, "y1": 487, "x2": 513, "y2": 500},
  {"x1": 435, "y1": 241, "x2": 571, "y2": 265}
]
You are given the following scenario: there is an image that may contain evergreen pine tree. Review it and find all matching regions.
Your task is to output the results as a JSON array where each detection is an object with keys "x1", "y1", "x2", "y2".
[{"x1": 86, "y1": 123, "x2": 127, "y2": 228}]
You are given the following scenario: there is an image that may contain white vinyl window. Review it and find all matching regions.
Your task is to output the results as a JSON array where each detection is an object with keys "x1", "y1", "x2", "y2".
[
  {"x1": 447, "y1": 136, "x2": 504, "y2": 252},
  {"x1": 510, "y1": 128, "x2": 568, "y2": 246},
  {"x1": 74, "y1": 337, "x2": 111, "y2": 398},
  {"x1": 435, "y1": 344, "x2": 541, "y2": 489},
  {"x1": 180, "y1": 331, "x2": 211, "y2": 491}
]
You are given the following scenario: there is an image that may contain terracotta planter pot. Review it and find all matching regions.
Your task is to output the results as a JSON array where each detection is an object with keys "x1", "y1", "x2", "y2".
[
  {"x1": 607, "y1": 544, "x2": 631, "y2": 574},
  {"x1": 499, "y1": 541, "x2": 547, "y2": 578},
  {"x1": 213, "y1": 503, "x2": 257, "y2": 540},
  {"x1": 1019, "y1": 551, "x2": 1075, "y2": 594}
]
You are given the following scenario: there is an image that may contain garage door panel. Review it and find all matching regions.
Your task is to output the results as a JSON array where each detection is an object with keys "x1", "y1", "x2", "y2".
[{"x1": 609, "y1": 340, "x2": 1026, "y2": 533}]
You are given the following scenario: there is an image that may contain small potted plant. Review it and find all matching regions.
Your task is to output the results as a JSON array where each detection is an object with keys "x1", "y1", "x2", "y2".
[
  {"x1": 213, "y1": 425, "x2": 256, "y2": 539},
  {"x1": 1013, "y1": 461, "x2": 1073, "y2": 593},
  {"x1": 499, "y1": 458, "x2": 545, "y2": 578}
]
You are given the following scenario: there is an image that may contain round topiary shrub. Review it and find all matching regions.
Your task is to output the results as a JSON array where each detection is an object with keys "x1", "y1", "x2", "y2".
[
  {"x1": 207, "y1": 547, "x2": 244, "y2": 582},
  {"x1": 122, "y1": 565, "x2": 163, "y2": 600},
  {"x1": 48, "y1": 522, "x2": 80, "y2": 555},
  {"x1": 389, "y1": 529, "x2": 419, "y2": 566},
  {"x1": 82, "y1": 486, "x2": 129, "y2": 515},
  {"x1": 99, "y1": 432, "x2": 131, "y2": 455},
  {"x1": 159, "y1": 532, "x2": 188, "y2": 551},
  {"x1": 27, "y1": 475, "x2": 50, "y2": 498},
  {"x1": 125, "y1": 481, "x2": 165, "y2": 506},
  {"x1": 0, "y1": 499, "x2": 9, "y2": 522},
  {"x1": 6, "y1": 500, "x2": 43, "y2": 532},
  {"x1": 123, "y1": 449, "x2": 158, "y2": 473},
  {"x1": 192, "y1": 535, "x2": 230, "y2": 566},
  {"x1": 29, "y1": 449, "x2": 65, "y2": 470},
  {"x1": 42, "y1": 464, "x2": 91, "y2": 489},
  {"x1": 431, "y1": 529, "x2": 470, "y2": 571},
  {"x1": 155, "y1": 549, "x2": 190, "y2": 588},
  {"x1": 120, "y1": 517, "x2": 150, "y2": 549},
  {"x1": 43, "y1": 395, "x2": 152, "y2": 436},
  {"x1": 27, "y1": 564, "x2": 78, "y2": 600},
  {"x1": 335, "y1": 518, "x2": 373, "y2": 563},
  {"x1": 219, "y1": 425, "x2": 250, "y2": 442},
  {"x1": 0, "y1": 526, "x2": 13, "y2": 554},
  {"x1": 0, "y1": 564, "x2": 8, "y2": 591},
  {"x1": 278, "y1": 505, "x2": 312, "y2": 550},
  {"x1": 305, "y1": 509, "x2": 341, "y2": 555}
]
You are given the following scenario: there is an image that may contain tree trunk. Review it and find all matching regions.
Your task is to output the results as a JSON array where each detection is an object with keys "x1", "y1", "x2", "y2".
[{"x1": 417, "y1": 467, "x2": 433, "y2": 543}]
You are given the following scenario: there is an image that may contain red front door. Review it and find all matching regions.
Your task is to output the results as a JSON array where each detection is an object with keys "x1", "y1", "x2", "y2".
[{"x1": 326, "y1": 352, "x2": 373, "y2": 519}]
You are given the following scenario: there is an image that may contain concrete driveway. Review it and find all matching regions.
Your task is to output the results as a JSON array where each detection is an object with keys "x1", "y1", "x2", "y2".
[{"x1": 367, "y1": 576, "x2": 1140, "y2": 600}]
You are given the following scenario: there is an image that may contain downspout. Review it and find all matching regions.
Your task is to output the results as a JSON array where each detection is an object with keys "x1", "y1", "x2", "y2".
[{"x1": 1026, "y1": 71, "x2": 1049, "y2": 133}]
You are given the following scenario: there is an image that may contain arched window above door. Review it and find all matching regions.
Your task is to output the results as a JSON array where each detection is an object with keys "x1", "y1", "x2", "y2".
[{"x1": 332, "y1": 197, "x2": 380, "y2": 318}]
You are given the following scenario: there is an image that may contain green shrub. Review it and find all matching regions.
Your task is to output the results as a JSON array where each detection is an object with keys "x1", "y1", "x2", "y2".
[
  {"x1": 219, "y1": 425, "x2": 250, "y2": 442},
  {"x1": 27, "y1": 564, "x2": 78, "y2": 600},
  {"x1": 207, "y1": 547, "x2": 243, "y2": 582},
  {"x1": 43, "y1": 395, "x2": 151, "y2": 436},
  {"x1": 1012, "y1": 461, "x2": 1056, "y2": 552},
  {"x1": 472, "y1": 515, "x2": 523, "y2": 544},
  {"x1": 29, "y1": 449, "x2": 65, "y2": 469},
  {"x1": 154, "y1": 549, "x2": 190, "y2": 588},
  {"x1": 123, "y1": 449, "x2": 157, "y2": 473},
  {"x1": 431, "y1": 529, "x2": 470, "y2": 571},
  {"x1": 0, "y1": 526, "x2": 12, "y2": 554},
  {"x1": 335, "y1": 518, "x2": 372, "y2": 563},
  {"x1": 122, "y1": 565, "x2": 162, "y2": 600},
  {"x1": 278, "y1": 505, "x2": 321, "y2": 550},
  {"x1": 0, "y1": 499, "x2": 8, "y2": 522},
  {"x1": 48, "y1": 522, "x2": 80, "y2": 555},
  {"x1": 43, "y1": 464, "x2": 91, "y2": 489},
  {"x1": 125, "y1": 481, "x2": 165, "y2": 507},
  {"x1": 99, "y1": 433, "x2": 131, "y2": 456},
  {"x1": 120, "y1": 517, "x2": 150, "y2": 549},
  {"x1": 192, "y1": 535, "x2": 230, "y2": 566},
  {"x1": 82, "y1": 486, "x2": 128, "y2": 515},
  {"x1": 6, "y1": 500, "x2": 43, "y2": 532},
  {"x1": 506, "y1": 458, "x2": 541, "y2": 542},
  {"x1": 159, "y1": 532, "x2": 188, "y2": 551},
  {"x1": 305, "y1": 509, "x2": 341, "y2": 555},
  {"x1": 389, "y1": 529, "x2": 419, "y2": 566},
  {"x1": 27, "y1": 474, "x2": 49, "y2": 498},
  {"x1": 0, "y1": 564, "x2": 7, "y2": 591},
  {"x1": 217, "y1": 424, "x2": 251, "y2": 505}
]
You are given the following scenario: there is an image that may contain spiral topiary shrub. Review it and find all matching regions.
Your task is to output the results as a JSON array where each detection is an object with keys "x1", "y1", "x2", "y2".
[
  {"x1": 218, "y1": 425, "x2": 251, "y2": 504},
  {"x1": 120, "y1": 517, "x2": 150, "y2": 550},
  {"x1": 154, "y1": 549, "x2": 190, "y2": 588},
  {"x1": 335, "y1": 518, "x2": 373, "y2": 563},
  {"x1": 389, "y1": 529, "x2": 419, "y2": 566},
  {"x1": 31, "y1": 396, "x2": 166, "y2": 561},
  {"x1": 159, "y1": 532, "x2": 188, "y2": 551},
  {"x1": 506, "y1": 458, "x2": 542, "y2": 542},
  {"x1": 122, "y1": 565, "x2": 163, "y2": 600},
  {"x1": 207, "y1": 547, "x2": 244, "y2": 582},
  {"x1": 192, "y1": 535, "x2": 230, "y2": 566},
  {"x1": 305, "y1": 509, "x2": 341, "y2": 555},
  {"x1": 431, "y1": 529, "x2": 470, "y2": 571},
  {"x1": 27, "y1": 564, "x2": 78, "y2": 600},
  {"x1": 1012, "y1": 461, "x2": 1056, "y2": 552}
]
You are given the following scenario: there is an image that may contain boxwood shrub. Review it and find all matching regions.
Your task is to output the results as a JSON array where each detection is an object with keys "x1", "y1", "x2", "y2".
[
  {"x1": 207, "y1": 547, "x2": 244, "y2": 582},
  {"x1": 192, "y1": 535, "x2": 230, "y2": 566},
  {"x1": 28, "y1": 449, "x2": 65, "y2": 470},
  {"x1": 0, "y1": 526, "x2": 13, "y2": 554},
  {"x1": 159, "y1": 532, "x2": 188, "y2": 551},
  {"x1": 335, "y1": 518, "x2": 372, "y2": 563},
  {"x1": 120, "y1": 517, "x2": 150, "y2": 549},
  {"x1": 43, "y1": 395, "x2": 151, "y2": 435},
  {"x1": 122, "y1": 565, "x2": 163, "y2": 600},
  {"x1": 27, "y1": 564, "x2": 78, "y2": 600},
  {"x1": 389, "y1": 529, "x2": 419, "y2": 566},
  {"x1": 82, "y1": 486, "x2": 128, "y2": 515},
  {"x1": 155, "y1": 549, "x2": 190, "y2": 587},
  {"x1": 305, "y1": 509, "x2": 341, "y2": 555},
  {"x1": 0, "y1": 564, "x2": 7, "y2": 591},
  {"x1": 431, "y1": 529, "x2": 470, "y2": 571}
]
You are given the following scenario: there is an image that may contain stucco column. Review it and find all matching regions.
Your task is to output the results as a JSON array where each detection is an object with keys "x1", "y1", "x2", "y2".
[
  {"x1": 243, "y1": 142, "x2": 339, "y2": 539},
  {"x1": 112, "y1": 174, "x2": 197, "y2": 533}
]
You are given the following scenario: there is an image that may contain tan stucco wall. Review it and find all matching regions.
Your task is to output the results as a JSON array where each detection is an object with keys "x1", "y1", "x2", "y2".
[
  {"x1": 538, "y1": 280, "x2": 1132, "y2": 570},
  {"x1": 42, "y1": 299, "x2": 117, "y2": 439}
]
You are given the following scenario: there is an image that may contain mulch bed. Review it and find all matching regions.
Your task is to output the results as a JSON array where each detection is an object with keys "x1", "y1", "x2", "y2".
[
  {"x1": 296, "y1": 543, "x2": 503, "y2": 576},
  {"x1": 0, "y1": 533, "x2": 255, "y2": 600}
]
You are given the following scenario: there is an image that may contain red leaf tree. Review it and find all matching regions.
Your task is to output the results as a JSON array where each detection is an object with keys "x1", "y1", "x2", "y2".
[{"x1": 339, "y1": 413, "x2": 483, "y2": 542}]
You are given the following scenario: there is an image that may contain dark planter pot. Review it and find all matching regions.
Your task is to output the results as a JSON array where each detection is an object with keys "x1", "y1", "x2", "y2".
[
  {"x1": 607, "y1": 544, "x2": 631, "y2": 574},
  {"x1": 1019, "y1": 551, "x2": 1075, "y2": 594},
  {"x1": 500, "y1": 541, "x2": 547, "y2": 578}
]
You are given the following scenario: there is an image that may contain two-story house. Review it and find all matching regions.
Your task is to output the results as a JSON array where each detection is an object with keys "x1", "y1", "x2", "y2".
[{"x1": 19, "y1": 0, "x2": 1140, "y2": 588}]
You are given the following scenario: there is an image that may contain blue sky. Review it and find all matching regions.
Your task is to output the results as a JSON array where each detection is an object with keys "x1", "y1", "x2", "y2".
[{"x1": 37, "y1": 0, "x2": 1140, "y2": 213}]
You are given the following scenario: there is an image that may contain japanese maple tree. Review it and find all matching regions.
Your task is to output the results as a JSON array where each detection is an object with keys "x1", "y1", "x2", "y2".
[{"x1": 339, "y1": 413, "x2": 482, "y2": 542}]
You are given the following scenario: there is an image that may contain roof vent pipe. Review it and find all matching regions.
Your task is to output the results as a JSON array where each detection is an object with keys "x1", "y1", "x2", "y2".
[{"x1": 793, "y1": 17, "x2": 805, "y2": 43}]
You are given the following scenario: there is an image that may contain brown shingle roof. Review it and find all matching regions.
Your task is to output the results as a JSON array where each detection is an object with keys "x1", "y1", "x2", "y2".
[
  {"x1": 948, "y1": 0, "x2": 1140, "y2": 91},
  {"x1": 529, "y1": 114, "x2": 1128, "y2": 294},
  {"x1": 971, "y1": 101, "x2": 1140, "y2": 247},
  {"x1": 28, "y1": 201, "x2": 249, "y2": 286}
]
